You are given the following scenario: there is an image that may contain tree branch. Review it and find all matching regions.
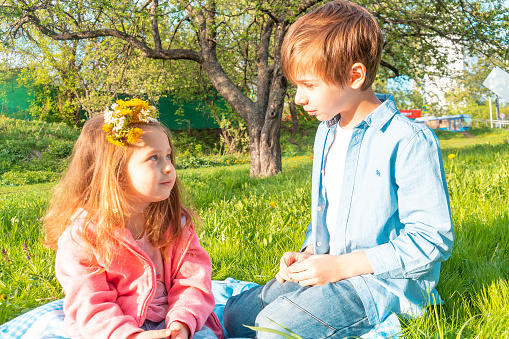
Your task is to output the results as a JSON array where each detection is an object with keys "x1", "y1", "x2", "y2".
[
  {"x1": 184, "y1": 0, "x2": 256, "y2": 122},
  {"x1": 18, "y1": 13, "x2": 202, "y2": 62},
  {"x1": 380, "y1": 59, "x2": 400, "y2": 78},
  {"x1": 150, "y1": 0, "x2": 162, "y2": 50}
]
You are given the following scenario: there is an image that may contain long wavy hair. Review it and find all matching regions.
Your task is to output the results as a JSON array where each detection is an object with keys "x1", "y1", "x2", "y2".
[{"x1": 43, "y1": 114, "x2": 195, "y2": 266}]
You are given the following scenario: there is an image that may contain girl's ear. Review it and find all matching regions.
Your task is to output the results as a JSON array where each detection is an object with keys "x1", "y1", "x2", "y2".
[{"x1": 350, "y1": 62, "x2": 367, "y2": 89}]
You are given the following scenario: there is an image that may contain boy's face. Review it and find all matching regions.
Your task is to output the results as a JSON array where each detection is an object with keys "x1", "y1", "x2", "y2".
[{"x1": 294, "y1": 73, "x2": 356, "y2": 122}]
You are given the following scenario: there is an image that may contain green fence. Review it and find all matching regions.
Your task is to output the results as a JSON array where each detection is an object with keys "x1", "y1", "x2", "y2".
[
  {"x1": 0, "y1": 79, "x2": 32, "y2": 120},
  {"x1": 0, "y1": 79, "x2": 220, "y2": 130},
  {"x1": 155, "y1": 96, "x2": 219, "y2": 130}
]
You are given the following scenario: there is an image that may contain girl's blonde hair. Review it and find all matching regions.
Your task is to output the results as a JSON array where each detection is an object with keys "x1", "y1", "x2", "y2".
[{"x1": 43, "y1": 114, "x2": 194, "y2": 266}]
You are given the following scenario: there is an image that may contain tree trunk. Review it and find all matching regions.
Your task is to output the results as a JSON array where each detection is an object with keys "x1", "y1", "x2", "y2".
[
  {"x1": 248, "y1": 103, "x2": 283, "y2": 177},
  {"x1": 288, "y1": 97, "x2": 299, "y2": 134},
  {"x1": 16, "y1": 0, "x2": 322, "y2": 177}
]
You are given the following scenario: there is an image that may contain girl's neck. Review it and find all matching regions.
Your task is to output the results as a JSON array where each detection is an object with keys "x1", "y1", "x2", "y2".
[{"x1": 126, "y1": 212, "x2": 146, "y2": 240}]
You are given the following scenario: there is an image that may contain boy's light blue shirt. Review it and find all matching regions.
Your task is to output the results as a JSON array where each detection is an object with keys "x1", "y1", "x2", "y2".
[{"x1": 302, "y1": 96, "x2": 454, "y2": 325}]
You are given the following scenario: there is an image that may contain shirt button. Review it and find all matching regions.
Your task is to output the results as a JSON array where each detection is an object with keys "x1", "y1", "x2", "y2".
[
  {"x1": 317, "y1": 241, "x2": 322, "y2": 247},
  {"x1": 317, "y1": 206, "x2": 322, "y2": 211}
]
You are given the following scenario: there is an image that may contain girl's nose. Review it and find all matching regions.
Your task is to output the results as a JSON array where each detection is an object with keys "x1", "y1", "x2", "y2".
[{"x1": 163, "y1": 160, "x2": 173, "y2": 173}]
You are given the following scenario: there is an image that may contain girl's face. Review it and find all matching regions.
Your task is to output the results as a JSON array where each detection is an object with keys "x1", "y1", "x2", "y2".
[{"x1": 126, "y1": 125, "x2": 176, "y2": 212}]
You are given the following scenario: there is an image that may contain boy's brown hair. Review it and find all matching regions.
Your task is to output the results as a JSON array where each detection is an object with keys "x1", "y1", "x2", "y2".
[{"x1": 281, "y1": 0, "x2": 383, "y2": 90}]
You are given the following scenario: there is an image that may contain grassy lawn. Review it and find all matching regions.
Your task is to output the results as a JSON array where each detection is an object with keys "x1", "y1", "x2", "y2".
[{"x1": 1, "y1": 124, "x2": 509, "y2": 337}]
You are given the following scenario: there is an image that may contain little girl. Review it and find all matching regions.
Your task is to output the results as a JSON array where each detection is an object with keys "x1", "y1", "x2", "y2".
[{"x1": 43, "y1": 99, "x2": 223, "y2": 339}]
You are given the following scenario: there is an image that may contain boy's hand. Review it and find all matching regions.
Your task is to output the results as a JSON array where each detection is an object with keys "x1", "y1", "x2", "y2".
[
  {"x1": 126, "y1": 329, "x2": 173, "y2": 339},
  {"x1": 287, "y1": 252, "x2": 374, "y2": 286},
  {"x1": 275, "y1": 250, "x2": 313, "y2": 283},
  {"x1": 169, "y1": 321, "x2": 190, "y2": 339}
]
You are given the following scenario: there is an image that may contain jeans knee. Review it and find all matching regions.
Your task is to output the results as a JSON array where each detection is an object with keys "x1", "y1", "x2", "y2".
[
  {"x1": 223, "y1": 293, "x2": 258, "y2": 338},
  {"x1": 255, "y1": 302, "x2": 290, "y2": 330}
]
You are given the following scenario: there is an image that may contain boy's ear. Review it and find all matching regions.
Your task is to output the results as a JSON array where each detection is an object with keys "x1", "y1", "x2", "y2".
[{"x1": 350, "y1": 62, "x2": 367, "y2": 89}]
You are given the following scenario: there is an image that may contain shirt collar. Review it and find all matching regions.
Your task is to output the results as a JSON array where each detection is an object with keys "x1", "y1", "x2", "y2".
[
  {"x1": 326, "y1": 114, "x2": 341, "y2": 128},
  {"x1": 325, "y1": 96, "x2": 398, "y2": 130},
  {"x1": 363, "y1": 99, "x2": 399, "y2": 130}
]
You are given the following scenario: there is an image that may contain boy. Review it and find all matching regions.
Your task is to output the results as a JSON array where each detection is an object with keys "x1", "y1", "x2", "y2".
[{"x1": 223, "y1": 1, "x2": 454, "y2": 338}]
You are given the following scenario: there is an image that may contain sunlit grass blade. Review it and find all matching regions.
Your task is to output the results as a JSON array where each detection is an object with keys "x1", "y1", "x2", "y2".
[{"x1": 245, "y1": 317, "x2": 303, "y2": 339}]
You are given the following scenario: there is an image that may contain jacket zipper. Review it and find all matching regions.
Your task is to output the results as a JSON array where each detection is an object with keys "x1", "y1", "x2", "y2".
[{"x1": 120, "y1": 239, "x2": 157, "y2": 327}]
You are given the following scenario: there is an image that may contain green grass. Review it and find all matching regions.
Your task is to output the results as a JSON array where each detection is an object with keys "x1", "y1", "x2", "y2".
[
  {"x1": 436, "y1": 127, "x2": 509, "y2": 150},
  {"x1": 2, "y1": 120, "x2": 509, "y2": 337}
]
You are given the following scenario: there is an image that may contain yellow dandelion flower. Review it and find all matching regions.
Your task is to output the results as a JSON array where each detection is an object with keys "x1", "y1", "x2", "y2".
[
  {"x1": 102, "y1": 124, "x2": 112, "y2": 133},
  {"x1": 448, "y1": 154, "x2": 456, "y2": 159},
  {"x1": 127, "y1": 128, "x2": 143, "y2": 144},
  {"x1": 120, "y1": 108, "x2": 133, "y2": 117},
  {"x1": 107, "y1": 136, "x2": 125, "y2": 147},
  {"x1": 270, "y1": 201, "x2": 276, "y2": 208}
]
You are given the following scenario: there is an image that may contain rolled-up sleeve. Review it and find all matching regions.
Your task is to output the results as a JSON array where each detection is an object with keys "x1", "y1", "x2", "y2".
[{"x1": 366, "y1": 127, "x2": 454, "y2": 279}]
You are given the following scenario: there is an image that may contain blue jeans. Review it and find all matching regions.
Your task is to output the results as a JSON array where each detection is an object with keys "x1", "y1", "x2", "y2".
[
  {"x1": 141, "y1": 319, "x2": 217, "y2": 338},
  {"x1": 223, "y1": 279, "x2": 373, "y2": 338}
]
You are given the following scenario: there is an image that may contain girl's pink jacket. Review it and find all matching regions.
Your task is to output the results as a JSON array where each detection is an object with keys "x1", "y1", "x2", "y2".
[{"x1": 55, "y1": 212, "x2": 223, "y2": 339}]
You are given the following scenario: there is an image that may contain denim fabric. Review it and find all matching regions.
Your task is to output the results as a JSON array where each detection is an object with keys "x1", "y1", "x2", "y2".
[
  {"x1": 223, "y1": 279, "x2": 372, "y2": 338},
  {"x1": 141, "y1": 320, "x2": 167, "y2": 331},
  {"x1": 302, "y1": 96, "x2": 454, "y2": 324},
  {"x1": 141, "y1": 320, "x2": 218, "y2": 338}
]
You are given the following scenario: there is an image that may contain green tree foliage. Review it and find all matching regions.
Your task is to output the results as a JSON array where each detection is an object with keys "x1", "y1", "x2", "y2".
[
  {"x1": 0, "y1": 0, "x2": 507, "y2": 175},
  {"x1": 444, "y1": 57, "x2": 509, "y2": 119},
  {"x1": 0, "y1": 25, "x2": 175, "y2": 125}
]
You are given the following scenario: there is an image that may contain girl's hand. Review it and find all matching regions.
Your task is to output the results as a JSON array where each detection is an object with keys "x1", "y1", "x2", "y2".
[
  {"x1": 126, "y1": 328, "x2": 173, "y2": 339},
  {"x1": 275, "y1": 250, "x2": 313, "y2": 284},
  {"x1": 169, "y1": 321, "x2": 190, "y2": 339}
]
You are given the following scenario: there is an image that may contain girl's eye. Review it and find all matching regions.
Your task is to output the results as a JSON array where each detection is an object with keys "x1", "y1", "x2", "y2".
[
  {"x1": 149, "y1": 155, "x2": 158, "y2": 161},
  {"x1": 166, "y1": 154, "x2": 171, "y2": 161}
]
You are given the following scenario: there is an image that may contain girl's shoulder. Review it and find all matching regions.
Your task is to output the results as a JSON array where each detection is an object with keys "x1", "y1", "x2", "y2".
[
  {"x1": 59, "y1": 209, "x2": 104, "y2": 247},
  {"x1": 162, "y1": 213, "x2": 196, "y2": 244}
]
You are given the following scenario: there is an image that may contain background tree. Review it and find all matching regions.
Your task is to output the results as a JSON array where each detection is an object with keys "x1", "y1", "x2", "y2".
[
  {"x1": 1, "y1": 0, "x2": 507, "y2": 176},
  {"x1": 0, "y1": 26, "x2": 175, "y2": 125},
  {"x1": 444, "y1": 56, "x2": 509, "y2": 120}
]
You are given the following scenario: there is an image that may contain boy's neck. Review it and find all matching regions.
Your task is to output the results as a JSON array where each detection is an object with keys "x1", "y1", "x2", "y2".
[{"x1": 338, "y1": 88, "x2": 381, "y2": 129}]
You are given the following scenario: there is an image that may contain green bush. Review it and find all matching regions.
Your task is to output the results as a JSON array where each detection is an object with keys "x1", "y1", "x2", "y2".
[
  {"x1": 0, "y1": 116, "x2": 79, "y2": 183},
  {"x1": 44, "y1": 140, "x2": 74, "y2": 159}
]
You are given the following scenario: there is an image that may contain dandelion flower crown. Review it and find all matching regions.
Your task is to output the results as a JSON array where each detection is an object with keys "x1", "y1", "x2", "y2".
[{"x1": 102, "y1": 98, "x2": 159, "y2": 146}]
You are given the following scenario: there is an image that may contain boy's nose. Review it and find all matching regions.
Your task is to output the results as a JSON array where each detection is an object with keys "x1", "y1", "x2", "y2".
[{"x1": 294, "y1": 88, "x2": 307, "y2": 106}]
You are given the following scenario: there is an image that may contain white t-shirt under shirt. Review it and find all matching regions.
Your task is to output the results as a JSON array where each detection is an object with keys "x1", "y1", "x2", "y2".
[{"x1": 323, "y1": 125, "x2": 353, "y2": 254}]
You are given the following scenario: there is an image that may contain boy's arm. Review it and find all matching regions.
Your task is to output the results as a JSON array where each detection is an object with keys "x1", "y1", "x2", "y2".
[
  {"x1": 364, "y1": 127, "x2": 454, "y2": 280},
  {"x1": 289, "y1": 127, "x2": 453, "y2": 285}
]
